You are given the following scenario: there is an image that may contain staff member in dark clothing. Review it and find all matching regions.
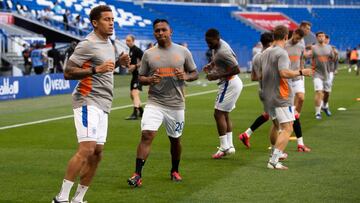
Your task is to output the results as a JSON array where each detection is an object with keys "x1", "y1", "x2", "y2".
[
  {"x1": 125, "y1": 34, "x2": 144, "y2": 120},
  {"x1": 47, "y1": 43, "x2": 63, "y2": 73}
]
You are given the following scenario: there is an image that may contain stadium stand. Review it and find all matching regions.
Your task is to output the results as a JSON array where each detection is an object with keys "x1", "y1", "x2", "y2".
[
  {"x1": 2, "y1": 0, "x2": 360, "y2": 68},
  {"x1": 6, "y1": 0, "x2": 261, "y2": 67},
  {"x1": 262, "y1": 7, "x2": 360, "y2": 50}
]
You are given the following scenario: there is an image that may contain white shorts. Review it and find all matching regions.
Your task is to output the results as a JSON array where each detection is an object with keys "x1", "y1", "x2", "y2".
[
  {"x1": 328, "y1": 72, "x2": 335, "y2": 86},
  {"x1": 269, "y1": 106, "x2": 295, "y2": 124},
  {"x1": 313, "y1": 77, "x2": 332, "y2": 92},
  {"x1": 141, "y1": 104, "x2": 184, "y2": 138},
  {"x1": 74, "y1": 105, "x2": 108, "y2": 144},
  {"x1": 291, "y1": 78, "x2": 305, "y2": 94},
  {"x1": 214, "y1": 75, "x2": 243, "y2": 112}
]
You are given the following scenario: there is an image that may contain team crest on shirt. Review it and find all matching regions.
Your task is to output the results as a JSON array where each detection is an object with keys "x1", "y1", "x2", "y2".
[
  {"x1": 173, "y1": 54, "x2": 181, "y2": 63},
  {"x1": 91, "y1": 127, "x2": 97, "y2": 136}
]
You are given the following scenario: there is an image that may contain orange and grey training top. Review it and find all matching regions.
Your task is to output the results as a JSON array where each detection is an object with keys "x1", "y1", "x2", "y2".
[
  {"x1": 69, "y1": 31, "x2": 115, "y2": 113},
  {"x1": 139, "y1": 42, "x2": 196, "y2": 110}
]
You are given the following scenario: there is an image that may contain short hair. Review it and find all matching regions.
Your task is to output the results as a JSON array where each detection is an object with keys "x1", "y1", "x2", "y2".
[
  {"x1": 153, "y1": 19, "x2": 170, "y2": 28},
  {"x1": 273, "y1": 25, "x2": 289, "y2": 40},
  {"x1": 89, "y1": 5, "x2": 112, "y2": 23},
  {"x1": 126, "y1": 34, "x2": 135, "y2": 41},
  {"x1": 300, "y1": 21, "x2": 312, "y2": 27},
  {"x1": 205, "y1": 28, "x2": 220, "y2": 38},
  {"x1": 325, "y1": 34, "x2": 329, "y2": 39},
  {"x1": 294, "y1": 28, "x2": 305, "y2": 38},
  {"x1": 260, "y1": 32, "x2": 273, "y2": 47},
  {"x1": 316, "y1": 31, "x2": 325, "y2": 36}
]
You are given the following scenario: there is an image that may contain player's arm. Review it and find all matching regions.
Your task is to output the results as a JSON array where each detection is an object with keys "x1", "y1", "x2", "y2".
[
  {"x1": 175, "y1": 68, "x2": 198, "y2": 82},
  {"x1": 176, "y1": 49, "x2": 199, "y2": 82},
  {"x1": 300, "y1": 50, "x2": 305, "y2": 70},
  {"x1": 250, "y1": 68, "x2": 258, "y2": 81},
  {"x1": 251, "y1": 56, "x2": 260, "y2": 81},
  {"x1": 279, "y1": 68, "x2": 312, "y2": 79},
  {"x1": 64, "y1": 59, "x2": 115, "y2": 80},
  {"x1": 139, "y1": 71, "x2": 161, "y2": 85},
  {"x1": 202, "y1": 62, "x2": 215, "y2": 74},
  {"x1": 207, "y1": 65, "x2": 240, "y2": 81},
  {"x1": 279, "y1": 53, "x2": 311, "y2": 79}
]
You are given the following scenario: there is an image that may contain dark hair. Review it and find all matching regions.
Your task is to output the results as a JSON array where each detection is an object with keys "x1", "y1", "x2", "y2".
[
  {"x1": 153, "y1": 19, "x2": 170, "y2": 28},
  {"x1": 205, "y1": 28, "x2": 220, "y2": 38},
  {"x1": 89, "y1": 5, "x2": 112, "y2": 24},
  {"x1": 294, "y1": 28, "x2": 305, "y2": 38},
  {"x1": 273, "y1": 25, "x2": 289, "y2": 40},
  {"x1": 300, "y1": 21, "x2": 312, "y2": 27},
  {"x1": 325, "y1": 34, "x2": 329, "y2": 39},
  {"x1": 260, "y1": 32, "x2": 273, "y2": 47},
  {"x1": 316, "y1": 31, "x2": 325, "y2": 36}
]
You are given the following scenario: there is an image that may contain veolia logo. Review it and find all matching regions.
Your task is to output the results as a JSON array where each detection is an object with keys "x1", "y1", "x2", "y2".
[
  {"x1": 0, "y1": 78, "x2": 19, "y2": 97},
  {"x1": 43, "y1": 75, "x2": 71, "y2": 95}
]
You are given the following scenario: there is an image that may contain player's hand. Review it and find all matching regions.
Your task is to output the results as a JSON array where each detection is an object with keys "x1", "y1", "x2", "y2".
[
  {"x1": 202, "y1": 62, "x2": 214, "y2": 74},
  {"x1": 301, "y1": 68, "x2": 313, "y2": 77},
  {"x1": 96, "y1": 60, "x2": 115, "y2": 73},
  {"x1": 119, "y1": 52, "x2": 130, "y2": 66},
  {"x1": 150, "y1": 69, "x2": 162, "y2": 85},
  {"x1": 206, "y1": 73, "x2": 219, "y2": 81},
  {"x1": 175, "y1": 68, "x2": 188, "y2": 81}
]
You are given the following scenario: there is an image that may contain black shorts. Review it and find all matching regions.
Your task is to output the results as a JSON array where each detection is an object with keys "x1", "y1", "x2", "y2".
[
  {"x1": 350, "y1": 60, "x2": 358, "y2": 65},
  {"x1": 130, "y1": 77, "x2": 142, "y2": 91}
]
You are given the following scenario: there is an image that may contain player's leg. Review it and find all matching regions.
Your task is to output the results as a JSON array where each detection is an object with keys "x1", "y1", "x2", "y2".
[
  {"x1": 126, "y1": 78, "x2": 140, "y2": 120},
  {"x1": 169, "y1": 137, "x2": 182, "y2": 181},
  {"x1": 132, "y1": 89, "x2": 142, "y2": 116},
  {"x1": 213, "y1": 77, "x2": 242, "y2": 157},
  {"x1": 268, "y1": 114, "x2": 287, "y2": 160},
  {"x1": 212, "y1": 109, "x2": 230, "y2": 158},
  {"x1": 239, "y1": 112, "x2": 269, "y2": 148},
  {"x1": 128, "y1": 105, "x2": 163, "y2": 187},
  {"x1": 70, "y1": 144, "x2": 103, "y2": 203},
  {"x1": 225, "y1": 112, "x2": 236, "y2": 154},
  {"x1": 292, "y1": 81, "x2": 310, "y2": 151},
  {"x1": 71, "y1": 111, "x2": 108, "y2": 203},
  {"x1": 53, "y1": 106, "x2": 102, "y2": 202},
  {"x1": 268, "y1": 107, "x2": 294, "y2": 170},
  {"x1": 313, "y1": 78, "x2": 324, "y2": 119},
  {"x1": 322, "y1": 76, "x2": 333, "y2": 116},
  {"x1": 164, "y1": 108, "x2": 184, "y2": 181},
  {"x1": 53, "y1": 141, "x2": 97, "y2": 202}
]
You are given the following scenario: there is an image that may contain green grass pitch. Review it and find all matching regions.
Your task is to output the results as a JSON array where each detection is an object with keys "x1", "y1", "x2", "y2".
[{"x1": 0, "y1": 66, "x2": 359, "y2": 202}]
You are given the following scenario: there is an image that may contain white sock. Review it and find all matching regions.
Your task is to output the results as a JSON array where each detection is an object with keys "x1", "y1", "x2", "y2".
[
  {"x1": 226, "y1": 132, "x2": 233, "y2": 147},
  {"x1": 297, "y1": 137, "x2": 304, "y2": 146},
  {"x1": 315, "y1": 106, "x2": 321, "y2": 114},
  {"x1": 323, "y1": 102, "x2": 329, "y2": 109},
  {"x1": 245, "y1": 128, "x2": 253, "y2": 137},
  {"x1": 56, "y1": 179, "x2": 74, "y2": 201},
  {"x1": 72, "y1": 184, "x2": 89, "y2": 203},
  {"x1": 270, "y1": 148, "x2": 282, "y2": 164},
  {"x1": 219, "y1": 135, "x2": 229, "y2": 149}
]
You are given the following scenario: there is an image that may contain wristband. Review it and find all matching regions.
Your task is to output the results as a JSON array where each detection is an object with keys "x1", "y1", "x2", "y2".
[{"x1": 92, "y1": 66, "x2": 97, "y2": 75}]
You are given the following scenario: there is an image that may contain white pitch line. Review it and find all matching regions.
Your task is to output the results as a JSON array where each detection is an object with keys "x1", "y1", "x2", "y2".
[{"x1": 0, "y1": 82, "x2": 257, "y2": 130}]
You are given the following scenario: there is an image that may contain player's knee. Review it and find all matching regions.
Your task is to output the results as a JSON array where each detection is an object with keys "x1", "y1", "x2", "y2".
[
  {"x1": 141, "y1": 131, "x2": 155, "y2": 143},
  {"x1": 283, "y1": 123, "x2": 293, "y2": 134},
  {"x1": 77, "y1": 147, "x2": 96, "y2": 159}
]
